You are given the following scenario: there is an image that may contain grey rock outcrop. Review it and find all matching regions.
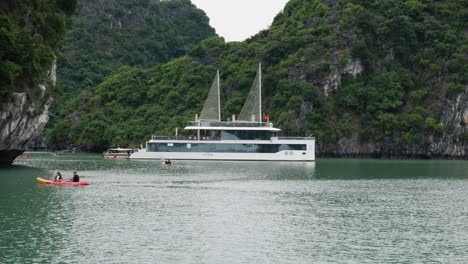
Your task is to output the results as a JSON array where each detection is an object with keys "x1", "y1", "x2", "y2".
[
  {"x1": 429, "y1": 86, "x2": 467, "y2": 158},
  {"x1": 0, "y1": 61, "x2": 56, "y2": 165},
  {"x1": 322, "y1": 59, "x2": 363, "y2": 96}
]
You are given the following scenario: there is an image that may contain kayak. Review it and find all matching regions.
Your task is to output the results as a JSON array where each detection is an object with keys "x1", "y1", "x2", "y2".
[
  {"x1": 36, "y1": 177, "x2": 89, "y2": 186},
  {"x1": 161, "y1": 163, "x2": 173, "y2": 167}
]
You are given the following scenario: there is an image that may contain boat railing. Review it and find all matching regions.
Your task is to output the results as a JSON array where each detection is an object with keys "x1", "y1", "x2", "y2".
[
  {"x1": 276, "y1": 136, "x2": 315, "y2": 140},
  {"x1": 150, "y1": 135, "x2": 315, "y2": 141},
  {"x1": 187, "y1": 120, "x2": 273, "y2": 128},
  {"x1": 152, "y1": 136, "x2": 170, "y2": 140},
  {"x1": 151, "y1": 135, "x2": 222, "y2": 141}
]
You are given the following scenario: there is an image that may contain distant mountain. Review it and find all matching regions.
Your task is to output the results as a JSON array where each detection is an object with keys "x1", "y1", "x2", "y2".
[{"x1": 49, "y1": 0, "x2": 467, "y2": 158}]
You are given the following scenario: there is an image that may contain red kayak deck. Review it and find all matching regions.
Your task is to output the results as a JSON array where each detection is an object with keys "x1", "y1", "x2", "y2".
[{"x1": 36, "y1": 177, "x2": 89, "y2": 186}]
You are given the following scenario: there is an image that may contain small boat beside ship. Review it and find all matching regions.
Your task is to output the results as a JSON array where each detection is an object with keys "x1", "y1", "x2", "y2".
[
  {"x1": 103, "y1": 148, "x2": 136, "y2": 159},
  {"x1": 162, "y1": 159, "x2": 173, "y2": 166},
  {"x1": 130, "y1": 64, "x2": 315, "y2": 162}
]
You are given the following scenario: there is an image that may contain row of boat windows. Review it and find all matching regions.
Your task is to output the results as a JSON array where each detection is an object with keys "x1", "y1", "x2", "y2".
[
  {"x1": 147, "y1": 143, "x2": 306, "y2": 153},
  {"x1": 192, "y1": 130, "x2": 275, "y2": 140},
  {"x1": 221, "y1": 131, "x2": 275, "y2": 140}
]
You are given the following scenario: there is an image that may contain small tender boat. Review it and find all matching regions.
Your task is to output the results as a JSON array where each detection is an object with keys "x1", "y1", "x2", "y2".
[
  {"x1": 36, "y1": 177, "x2": 89, "y2": 186},
  {"x1": 103, "y1": 148, "x2": 136, "y2": 159},
  {"x1": 161, "y1": 160, "x2": 173, "y2": 166}
]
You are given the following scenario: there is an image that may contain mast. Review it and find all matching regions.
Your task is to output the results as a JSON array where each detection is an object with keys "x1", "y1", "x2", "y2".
[
  {"x1": 258, "y1": 63, "x2": 262, "y2": 122},
  {"x1": 217, "y1": 70, "x2": 221, "y2": 121}
]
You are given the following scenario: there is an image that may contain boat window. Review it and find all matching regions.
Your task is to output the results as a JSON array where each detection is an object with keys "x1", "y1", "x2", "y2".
[
  {"x1": 146, "y1": 143, "x2": 306, "y2": 153},
  {"x1": 221, "y1": 130, "x2": 272, "y2": 140}
]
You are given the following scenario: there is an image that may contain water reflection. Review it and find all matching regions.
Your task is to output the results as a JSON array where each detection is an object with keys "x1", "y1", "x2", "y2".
[
  {"x1": 315, "y1": 159, "x2": 468, "y2": 179},
  {"x1": 0, "y1": 165, "x2": 65, "y2": 263}
]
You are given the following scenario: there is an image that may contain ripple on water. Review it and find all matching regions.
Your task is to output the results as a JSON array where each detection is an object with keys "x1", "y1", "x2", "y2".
[{"x1": 1, "y1": 156, "x2": 467, "y2": 263}]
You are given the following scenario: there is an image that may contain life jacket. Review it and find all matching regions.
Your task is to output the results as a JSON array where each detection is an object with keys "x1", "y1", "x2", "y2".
[{"x1": 72, "y1": 175, "x2": 80, "y2": 182}]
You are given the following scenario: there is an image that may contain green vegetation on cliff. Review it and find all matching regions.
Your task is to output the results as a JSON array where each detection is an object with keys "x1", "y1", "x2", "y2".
[
  {"x1": 0, "y1": 0, "x2": 76, "y2": 99},
  {"x1": 49, "y1": 0, "x2": 467, "y2": 156},
  {"x1": 47, "y1": 0, "x2": 215, "y2": 149},
  {"x1": 56, "y1": 0, "x2": 215, "y2": 97}
]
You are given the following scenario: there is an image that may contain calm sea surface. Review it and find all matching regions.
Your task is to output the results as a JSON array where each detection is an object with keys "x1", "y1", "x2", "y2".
[{"x1": 1, "y1": 154, "x2": 467, "y2": 263}]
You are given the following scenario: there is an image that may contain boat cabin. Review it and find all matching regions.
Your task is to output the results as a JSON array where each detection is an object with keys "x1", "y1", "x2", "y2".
[
  {"x1": 103, "y1": 148, "x2": 136, "y2": 159},
  {"x1": 184, "y1": 120, "x2": 280, "y2": 141}
]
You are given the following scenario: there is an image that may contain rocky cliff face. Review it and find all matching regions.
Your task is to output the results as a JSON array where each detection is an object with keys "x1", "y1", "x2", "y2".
[
  {"x1": 315, "y1": 61, "x2": 466, "y2": 159},
  {"x1": 0, "y1": 62, "x2": 56, "y2": 165},
  {"x1": 322, "y1": 59, "x2": 363, "y2": 97},
  {"x1": 0, "y1": 1, "x2": 75, "y2": 165},
  {"x1": 317, "y1": 80, "x2": 467, "y2": 159},
  {"x1": 429, "y1": 87, "x2": 467, "y2": 158}
]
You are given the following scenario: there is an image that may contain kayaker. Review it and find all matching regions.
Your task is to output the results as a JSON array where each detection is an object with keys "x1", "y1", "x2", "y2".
[
  {"x1": 72, "y1": 171, "x2": 80, "y2": 182},
  {"x1": 53, "y1": 170, "x2": 63, "y2": 182},
  {"x1": 163, "y1": 159, "x2": 172, "y2": 165}
]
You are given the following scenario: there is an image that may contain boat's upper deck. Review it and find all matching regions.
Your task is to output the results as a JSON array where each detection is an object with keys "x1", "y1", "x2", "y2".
[{"x1": 184, "y1": 120, "x2": 281, "y2": 132}]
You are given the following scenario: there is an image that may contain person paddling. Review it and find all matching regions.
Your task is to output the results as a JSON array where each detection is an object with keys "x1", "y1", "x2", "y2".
[
  {"x1": 163, "y1": 159, "x2": 172, "y2": 165},
  {"x1": 71, "y1": 170, "x2": 80, "y2": 182},
  {"x1": 53, "y1": 170, "x2": 63, "y2": 182}
]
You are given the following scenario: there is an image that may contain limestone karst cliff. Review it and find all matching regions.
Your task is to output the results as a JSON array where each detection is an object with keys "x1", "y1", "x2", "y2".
[
  {"x1": 42, "y1": 0, "x2": 468, "y2": 159},
  {"x1": 0, "y1": 1, "x2": 76, "y2": 164},
  {"x1": 0, "y1": 63, "x2": 56, "y2": 164}
]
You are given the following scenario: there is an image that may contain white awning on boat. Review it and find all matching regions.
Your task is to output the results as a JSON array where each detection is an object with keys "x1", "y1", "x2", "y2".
[{"x1": 184, "y1": 126, "x2": 280, "y2": 132}]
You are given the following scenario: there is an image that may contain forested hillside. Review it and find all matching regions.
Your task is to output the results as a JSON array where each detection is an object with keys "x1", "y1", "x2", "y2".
[
  {"x1": 46, "y1": 0, "x2": 215, "y2": 148},
  {"x1": 0, "y1": 0, "x2": 75, "y2": 99},
  {"x1": 56, "y1": 0, "x2": 215, "y2": 97},
  {"x1": 49, "y1": 0, "x2": 467, "y2": 158}
]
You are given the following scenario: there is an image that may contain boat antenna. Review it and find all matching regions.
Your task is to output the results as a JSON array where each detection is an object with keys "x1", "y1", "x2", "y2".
[
  {"x1": 217, "y1": 70, "x2": 221, "y2": 121},
  {"x1": 258, "y1": 63, "x2": 262, "y2": 123}
]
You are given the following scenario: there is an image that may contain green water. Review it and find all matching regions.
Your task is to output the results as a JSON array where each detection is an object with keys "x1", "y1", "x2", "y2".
[{"x1": 1, "y1": 154, "x2": 467, "y2": 263}]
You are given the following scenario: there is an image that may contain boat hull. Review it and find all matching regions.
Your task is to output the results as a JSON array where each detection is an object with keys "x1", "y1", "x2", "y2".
[
  {"x1": 103, "y1": 154, "x2": 129, "y2": 159},
  {"x1": 131, "y1": 151, "x2": 314, "y2": 161},
  {"x1": 130, "y1": 139, "x2": 315, "y2": 161}
]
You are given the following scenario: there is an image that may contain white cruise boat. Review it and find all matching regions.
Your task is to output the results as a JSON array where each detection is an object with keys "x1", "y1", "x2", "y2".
[{"x1": 130, "y1": 64, "x2": 315, "y2": 161}]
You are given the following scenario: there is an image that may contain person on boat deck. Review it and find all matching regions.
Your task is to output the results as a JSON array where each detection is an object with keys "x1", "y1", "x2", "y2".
[
  {"x1": 71, "y1": 170, "x2": 80, "y2": 182},
  {"x1": 53, "y1": 170, "x2": 63, "y2": 182}
]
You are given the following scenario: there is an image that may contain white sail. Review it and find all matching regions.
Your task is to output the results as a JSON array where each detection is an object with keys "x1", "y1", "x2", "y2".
[
  {"x1": 199, "y1": 70, "x2": 221, "y2": 121},
  {"x1": 238, "y1": 63, "x2": 262, "y2": 122}
]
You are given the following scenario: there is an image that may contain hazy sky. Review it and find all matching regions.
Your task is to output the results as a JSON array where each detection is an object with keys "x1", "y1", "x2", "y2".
[{"x1": 191, "y1": 0, "x2": 290, "y2": 42}]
